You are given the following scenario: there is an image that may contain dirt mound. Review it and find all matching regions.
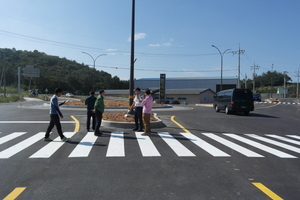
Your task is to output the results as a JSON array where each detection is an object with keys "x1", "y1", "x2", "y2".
[{"x1": 65, "y1": 100, "x2": 159, "y2": 122}]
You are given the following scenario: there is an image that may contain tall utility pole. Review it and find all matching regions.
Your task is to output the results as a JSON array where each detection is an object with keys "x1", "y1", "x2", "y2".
[
  {"x1": 283, "y1": 71, "x2": 288, "y2": 98},
  {"x1": 271, "y1": 64, "x2": 274, "y2": 98},
  {"x1": 231, "y1": 44, "x2": 245, "y2": 88},
  {"x1": 244, "y1": 74, "x2": 247, "y2": 89},
  {"x1": 129, "y1": 0, "x2": 135, "y2": 106},
  {"x1": 251, "y1": 63, "x2": 260, "y2": 92},
  {"x1": 295, "y1": 68, "x2": 300, "y2": 98}
]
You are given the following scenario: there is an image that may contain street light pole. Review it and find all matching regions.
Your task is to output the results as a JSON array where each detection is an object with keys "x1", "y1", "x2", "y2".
[
  {"x1": 212, "y1": 45, "x2": 231, "y2": 91},
  {"x1": 82, "y1": 52, "x2": 106, "y2": 91},
  {"x1": 129, "y1": 0, "x2": 135, "y2": 106}
]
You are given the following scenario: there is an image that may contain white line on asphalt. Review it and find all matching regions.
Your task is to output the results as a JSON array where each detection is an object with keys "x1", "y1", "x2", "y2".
[
  {"x1": 286, "y1": 135, "x2": 300, "y2": 140},
  {"x1": 158, "y1": 132, "x2": 195, "y2": 157},
  {"x1": 106, "y1": 132, "x2": 125, "y2": 157},
  {"x1": 180, "y1": 132, "x2": 230, "y2": 157},
  {"x1": 0, "y1": 132, "x2": 45, "y2": 159},
  {"x1": 135, "y1": 132, "x2": 161, "y2": 157},
  {"x1": 68, "y1": 132, "x2": 98, "y2": 157},
  {"x1": 224, "y1": 133, "x2": 297, "y2": 158},
  {"x1": 0, "y1": 121, "x2": 75, "y2": 123},
  {"x1": 246, "y1": 134, "x2": 300, "y2": 154},
  {"x1": 0, "y1": 132, "x2": 27, "y2": 145},
  {"x1": 30, "y1": 132, "x2": 76, "y2": 158},
  {"x1": 203, "y1": 133, "x2": 264, "y2": 157},
  {"x1": 265, "y1": 134, "x2": 300, "y2": 146}
]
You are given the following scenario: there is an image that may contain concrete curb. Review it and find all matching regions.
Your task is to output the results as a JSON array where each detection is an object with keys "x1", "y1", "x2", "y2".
[
  {"x1": 195, "y1": 104, "x2": 213, "y2": 107},
  {"x1": 44, "y1": 103, "x2": 173, "y2": 110},
  {"x1": 102, "y1": 113, "x2": 165, "y2": 128}
]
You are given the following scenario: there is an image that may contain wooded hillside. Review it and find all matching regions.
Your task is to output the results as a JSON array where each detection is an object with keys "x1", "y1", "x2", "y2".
[{"x1": 0, "y1": 48, "x2": 129, "y2": 94}]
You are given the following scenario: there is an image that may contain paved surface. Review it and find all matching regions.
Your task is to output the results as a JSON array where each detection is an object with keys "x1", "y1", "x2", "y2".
[{"x1": 0, "y1": 98, "x2": 299, "y2": 199}]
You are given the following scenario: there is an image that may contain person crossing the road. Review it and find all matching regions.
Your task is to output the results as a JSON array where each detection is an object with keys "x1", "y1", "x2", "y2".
[
  {"x1": 85, "y1": 91, "x2": 96, "y2": 132},
  {"x1": 132, "y1": 87, "x2": 144, "y2": 131},
  {"x1": 141, "y1": 89, "x2": 153, "y2": 136},
  {"x1": 93, "y1": 89, "x2": 105, "y2": 136},
  {"x1": 44, "y1": 88, "x2": 68, "y2": 142}
]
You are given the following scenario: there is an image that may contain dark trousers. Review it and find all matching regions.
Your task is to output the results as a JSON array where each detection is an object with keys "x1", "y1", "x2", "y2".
[
  {"x1": 86, "y1": 109, "x2": 95, "y2": 130},
  {"x1": 45, "y1": 114, "x2": 64, "y2": 139},
  {"x1": 94, "y1": 110, "x2": 103, "y2": 134},
  {"x1": 134, "y1": 107, "x2": 143, "y2": 130}
]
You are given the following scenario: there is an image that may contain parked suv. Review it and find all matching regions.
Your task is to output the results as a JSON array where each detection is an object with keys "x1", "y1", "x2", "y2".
[{"x1": 213, "y1": 88, "x2": 254, "y2": 115}]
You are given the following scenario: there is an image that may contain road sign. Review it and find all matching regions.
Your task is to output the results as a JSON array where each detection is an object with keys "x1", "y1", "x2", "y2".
[{"x1": 22, "y1": 65, "x2": 40, "y2": 77}]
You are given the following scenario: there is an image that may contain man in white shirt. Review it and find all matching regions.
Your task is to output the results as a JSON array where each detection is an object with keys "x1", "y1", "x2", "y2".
[{"x1": 132, "y1": 87, "x2": 144, "y2": 131}]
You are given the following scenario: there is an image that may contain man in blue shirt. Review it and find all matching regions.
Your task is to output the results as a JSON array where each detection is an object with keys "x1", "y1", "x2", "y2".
[
  {"x1": 85, "y1": 91, "x2": 96, "y2": 132},
  {"x1": 44, "y1": 88, "x2": 68, "y2": 141}
]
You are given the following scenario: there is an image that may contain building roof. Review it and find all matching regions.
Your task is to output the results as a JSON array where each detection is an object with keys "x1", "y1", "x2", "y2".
[
  {"x1": 104, "y1": 88, "x2": 215, "y2": 95},
  {"x1": 136, "y1": 77, "x2": 237, "y2": 81}
]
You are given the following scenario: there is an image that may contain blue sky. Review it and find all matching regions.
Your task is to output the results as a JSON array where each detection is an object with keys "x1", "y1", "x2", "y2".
[{"x1": 0, "y1": 0, "x2": 299, "y2": 81}]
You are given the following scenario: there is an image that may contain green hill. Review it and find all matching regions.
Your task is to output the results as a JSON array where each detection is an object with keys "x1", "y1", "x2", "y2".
[{"x1": 0, "y1": 48, "x2": 128, "y2": 94}]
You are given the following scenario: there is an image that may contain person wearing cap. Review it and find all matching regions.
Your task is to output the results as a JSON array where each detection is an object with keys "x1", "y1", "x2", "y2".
[
  {"x1": 141, "y1": 89, "x2": 153, "y2": 136},
  {"x1": 85, "y1": 91, "x2": 96, "y2": 132},
  {"x1": 93, "y1": 89, "x2": 105, "y2": 136},
  {"x1": 132, "y1": 87, "x2": 144, "y2": 131}
]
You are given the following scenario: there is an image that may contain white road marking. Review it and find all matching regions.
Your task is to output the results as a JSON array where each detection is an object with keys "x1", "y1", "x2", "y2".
[
  {"x1": 203, "y1": 133, "x2": 264, "y2": 157},
  {"x1": 224, "y1": 133, "x2": 297, "y2": 158},
  {"x1": 180, "y1": 132, "x2": 230, "y2": 157},
  {"x1": 0, "y1": 132, "x2": 27, "y2": 145},
  {"x1": 135, "y1": 132, "x2": 161, "y2": 157},
  {"x1": 287, "y1": 135, "x2": 300, "y2": 140},
  {"x1": 265, "y1": 134, "x2": 300, "y2": 146},
  {"x1": 246, "y1": 134, "x2": 300, "y2": 154},
  {"x1": 0, "y1": 132, "x2": 45, "y2": 159},
  {"x1": 157, "y1": 132, "x2": 195, "y2": 157},
  {"x1": 29, "y1": 132, "x2": 76, "y2": 158},
  {"x1": 106, "y1": 132, "x2": 125, "y2": 157},
  {"x1": 68, "y1": 132, "x2": 98, "y2": 157},
  {"x1": 0, "y1": 121, "x2": 74, "y2": 123}
]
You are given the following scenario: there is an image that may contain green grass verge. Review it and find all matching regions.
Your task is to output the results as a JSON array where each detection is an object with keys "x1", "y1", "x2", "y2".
[{"x1": 0, "y1": 95, "x2": 24, "y2": 103}]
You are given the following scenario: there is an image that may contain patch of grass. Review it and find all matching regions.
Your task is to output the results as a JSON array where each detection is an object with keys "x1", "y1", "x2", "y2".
[{"x1": 0, "y1": 95, "x2": 23, "y2": 103}]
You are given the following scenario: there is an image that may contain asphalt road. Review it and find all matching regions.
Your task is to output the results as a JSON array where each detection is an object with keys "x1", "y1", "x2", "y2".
[{"x1": 0, "y1": 99, "x2": 300, "y2": 199}]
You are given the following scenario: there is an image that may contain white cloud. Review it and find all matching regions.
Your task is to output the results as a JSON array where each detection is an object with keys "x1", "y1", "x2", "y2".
[
  {"x1": 128, "y1": 33, "x2": 146, "y2": 41},
  {"x1": 148, "y1": 43, "x2": 171, "y2": 47},
  {"x1": 148, "y1": 44, "x2": 161, "y2": 47},
  {"x1": 106, "y1": 49, "x2": 117, "y2": 52},
  {"x1": 163, "y1": 43, "x2": 171, "y2": 46}
]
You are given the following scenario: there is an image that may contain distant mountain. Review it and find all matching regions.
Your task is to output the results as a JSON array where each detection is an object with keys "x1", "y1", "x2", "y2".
[{"x1": 0, "y1": 48, "x2": 128, "y2": 94}]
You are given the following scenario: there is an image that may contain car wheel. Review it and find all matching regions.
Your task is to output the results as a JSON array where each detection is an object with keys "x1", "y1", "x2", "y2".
[
  {"x1": 225, "y1": 106, "x2": 230, "y2": 114},
  {"x1": 215, "y1": 105, "x2": 220, "y2": 112},
  {"x1": 244, "y1": 111, "x2": 249, "y2": 115}
]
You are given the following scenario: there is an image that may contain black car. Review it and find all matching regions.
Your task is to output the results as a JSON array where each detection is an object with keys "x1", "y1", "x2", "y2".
[
  {"x1": 253, "y1": 92, "x2": 261, "y2": 101},
  {"x1": 213, "y1": 88, "x2": 254, "y2": 115},
  {"x1": 169, "y1": 100, "x2": 180, "y2": 104}
]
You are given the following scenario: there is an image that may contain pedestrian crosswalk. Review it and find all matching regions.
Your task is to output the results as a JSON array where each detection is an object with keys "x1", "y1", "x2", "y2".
[{"x1": 0, "y1": 131, "x2": 300, "y2": 159}]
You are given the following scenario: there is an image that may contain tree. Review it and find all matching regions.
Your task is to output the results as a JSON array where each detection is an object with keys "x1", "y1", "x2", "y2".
[{"x1": 0, "y1": 48, "x2": 129, "y2": 94}]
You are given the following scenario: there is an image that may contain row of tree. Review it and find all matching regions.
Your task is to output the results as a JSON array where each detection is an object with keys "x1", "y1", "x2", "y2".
[
  {"x1": 240, "y1": 71, "x2": 292, "y2": 90},
  {"x1": 0, "y1": 48, "x2": 129, "y2": 94}
]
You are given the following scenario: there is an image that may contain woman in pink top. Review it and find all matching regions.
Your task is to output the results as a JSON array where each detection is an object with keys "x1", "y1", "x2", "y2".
[{"x1": 141, "y1": 89, "x2": 153, "y2": 135}]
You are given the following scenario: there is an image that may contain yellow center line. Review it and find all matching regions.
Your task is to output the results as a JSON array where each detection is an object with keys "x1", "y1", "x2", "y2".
[
  {"x1": 255, "y1": 100, "x2": 281, "y2": 110},
  {"x1": 171, "y1": 116, "x2": 190, "y2": 133},
  {"x1": 252, "y1": 182, "x2": 284, "y2": 200},
  {"x1": 70, "y1": 115, "x2": 80, "y2": 132},
  {"x1": 3, "y1": 187, "x2": 26, "y2": 200}
]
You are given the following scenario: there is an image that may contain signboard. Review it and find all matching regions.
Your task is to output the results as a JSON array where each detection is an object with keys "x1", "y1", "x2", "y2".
[
  {"x1": 159, "y1": 74, "x2": 166, "y2": 103},
  {"x1": 22, "y1": 65, "x2": 40, "y2": 77}
]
